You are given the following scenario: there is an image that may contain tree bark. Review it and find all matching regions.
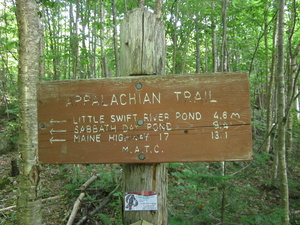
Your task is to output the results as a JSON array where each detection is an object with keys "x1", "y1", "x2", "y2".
[
  {"x1": 16, "y1": 0, "x2": 42, "y2": 224},
  {"x1": 124, "y1": 0, "x2": 128, "y2": 16},
  {"x1": 138, "y1": 0, "x2": 144, "y2": 8},
  {"x1": 69, "y1": 0, "x2": 79, "y2": 79},
  {"x1": 120, "y1": 8, "x2": 167, "y2": 225},
  {"x1": 271, "y1": 15, "x2": 279, "y2": 179},
  {"x1": 220, "y1": 161, "x2": 226, "y2": 225},
  {"x1": 221, "y1": 0, "x2": 228, "y2": 72},
  {"x1": 112, "y1": 0, "x2": 120, "y2": 77},
  {"x1": 195, "y1": 19, "x2": 200, "y2": 73},
  {"x1": 171, "y1": 1, "x2": 179, "y2": 74},
  {"x1": 204, "y1": 28, "x2": 209, "y2": 73},
  {"x1": 154, "y1": 0, "x2": 163, "y2": 19},
  {"x1": 264, "y1": 7, "x2": 275, "y2": 154},
  {"x1": 44, "y1": 7, "x2": 60, "y2": 80},
  {"x1": 100, "y1": 0, "x2": 108, "y2": 77},
  {"x1": 276, "y1": 0, "x2": 290, "y2": 223},
  {"x1": 286, "y1": 0, "x2": 298, "y2": 156},
  {"x1": 211, "y1": 2, "x2": 218, "y2": 72},
  {"x1": 80, "y1": 0, "x2": 90, "y2": 78},
  {"x1": 67, "y1": 192, "x2": 86, "y2": 225}
]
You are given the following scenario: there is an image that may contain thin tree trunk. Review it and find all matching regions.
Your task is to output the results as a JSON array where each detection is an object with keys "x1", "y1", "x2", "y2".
[
  {"x1": 172, "y1": 1, "x2": 179, "y2": 74},
  {"x1": 269, "y1": 12, "x2": 278, "y2": 179},
  {"x1": 100, "y1": 0, "x2": 108, "y2": 77},
  {"x1": 221, "y1": 0, "x2": 228, "y2": 72},
  {"x1": 39, "y1": 20, "x2": 45, "y2": 78},
  {"x1": 91, "y1": 1, "x2": 98, "y2": 78},
  {"x1": 264, "y1": 7, "x2": 274, "y2": 154},
  {"x1": 195, "y1": 19, "x2": 200, "y2": 73},
  {"x1": 112, "y1": 0, "x2": 120, "y2": 77},
  {"x1": 211, "y1": 2, "x2": 217, "y2": 72},
  {"x1": 270, "y1": 1, "x2": 278, "y2": 179},
  {"x1": 75, "y1": 0, "x2": 80, "y2": 79},
  {"x1": 265, "y1": 72, "x2": 275, "y2": 154},
  {"x1": 271, "y1": 13, "x2": 279, "y2": 179},
  {"x1": 16, "y1": 0, "x2": 42, "y2": 224},
  {"x1": 90, "y1": 24, "x2": 96, "y2": 77},
  {"x1": 80, "y1": 0, "x2": 89, "y2": 78},
  {"x1": 181, "y1": 33, "x2": 191, "y2": 73},
  {"x1": 45, "y1": 8, "x2": 59, "y2": 80},
  {"x1": 276, "y1": 0, "x2": 289, "y2": 223},
  {"x1": 286, "y1": 0, "x2": 298, "y2": 155},
  {"x1": 124, "y1": 0, "x2": 128, "y2": 16},
  {"x1": 0, "y1": 1, "x2": 10, "y2": 118},
  {"x1": 204, "y1": 30, "x2": 209, "y2": 72},
  {"x1": 272, "y1": 136, "x2": 279, "y2": 179},
  {"x1": 220, "y1": 161, "x2": 226, "y2": 225},
  {"x1": 69, "y1": 0, "x2": 79, "y2": 79}
]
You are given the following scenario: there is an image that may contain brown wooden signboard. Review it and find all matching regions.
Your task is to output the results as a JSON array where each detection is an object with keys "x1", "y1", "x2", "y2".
[{"x1": 37, "y1": 73, "x2": 252, "y2": 164}]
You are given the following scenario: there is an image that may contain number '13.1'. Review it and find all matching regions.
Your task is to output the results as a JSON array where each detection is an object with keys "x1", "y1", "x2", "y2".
[{"x1": 211, "y1": 131, "x2": 228, "y2": 139}]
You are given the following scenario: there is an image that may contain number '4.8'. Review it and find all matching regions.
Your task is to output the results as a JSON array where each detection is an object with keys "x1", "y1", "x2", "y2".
[{"x1": 214, "y1": 111, "x2": 227, "y2": 120}]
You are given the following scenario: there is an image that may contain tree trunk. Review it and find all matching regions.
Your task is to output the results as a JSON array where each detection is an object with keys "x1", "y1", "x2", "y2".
[
  {"x1": 271, "y1": 13, "x2": 279, "y2": 179},
  {"x1": 211, "y1": 2, "x2": 218, "y2": 72},
  {"x1": 69, "y1": 0, "x2": 79, "y2": 79},
  {"x1": 221, "y1": 0, "x2": 228, "y2": 72},
  {"x1": 195, "y1": 19, "x2": 201, "y2": 73},
  {"x1": 100, "y1": 0, "x2": 108, "y2": 77},
  {"x1": 154, "y1": 0, "x2": 163, "y2": 19},
  {"x1": 171, "y1": 1, "x2": 179, "y2": 74},
  {"x1": 44, "y1": 8, "x2": 59, "y2": 80},
  {"x1": 286, "y1": 0, "x2": 298, "y2": 156},
  {"x1": 16, "y1": 0, "x2": 42, "y2": 224},
  {"x1": 276, "y1": 0, "x2": 290, "y2": 223},
  {"x1": 181, "y1": 33, "x2": 191, "y2": 73},
  {"x1": 138, "y1": 0, "x2": 144, "y2": 8},
  {"x1": 220, "y1": 161, "x2": 226, "y2": 225},
  {"x1": 124, "y1": 0, "x2": 128, "y2": 16},
  {"x1": 204, "y1": 29, "x2": 209, "y2": 73},
  {"x1": 112, "y1": 0, "x2": 120, "y2": 77},
  {"x1": 264, "y1": 7, "x2": 275, "y2": 154},
  {"x1": 120, "y1": 8, "x2": 167, "y2": 225},
  {"x1": 39, "y1": 20, "x2": 45, "y2": 78},
  {"x1": 80, "y1": 0, "x2": 90, "y2": 78}
]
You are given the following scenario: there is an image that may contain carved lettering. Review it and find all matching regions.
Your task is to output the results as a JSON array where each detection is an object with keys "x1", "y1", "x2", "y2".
[
  {"x1": 175, "y1": 112, "x2": 202, "y2": 120},
  {"x1": 121, "y1": 145, "x2": 162, "y2": 154},
  {"x1": 173, "y1": 90, "x2": 217, "y2": 103},
  {"x1": 66, "y1": 92, "x2": 161, "y2": 107},
  {"x1": 74, "y1": 134, "x2": 101, "y2": 142}
]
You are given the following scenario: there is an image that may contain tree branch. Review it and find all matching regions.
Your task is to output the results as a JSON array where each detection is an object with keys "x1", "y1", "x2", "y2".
[
  {"x1": 76, "y1": 184, "x2": 120, "y2": 225},
  {"x1": 0, "y1": 195, "x2": 62, "y2": 212},
  {"x1": 66, "y1": 173, "x2": 101, "y2": 225}
]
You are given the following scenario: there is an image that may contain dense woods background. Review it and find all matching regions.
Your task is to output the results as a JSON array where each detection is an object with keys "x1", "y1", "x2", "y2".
[{"x1": 0, "y1": 0, "x2": 299, "y2": 224}]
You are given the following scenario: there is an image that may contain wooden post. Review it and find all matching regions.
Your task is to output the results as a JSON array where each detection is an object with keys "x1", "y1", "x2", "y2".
[{"x1": 120, "y1": 8, "x2": 167, "y2": 225}]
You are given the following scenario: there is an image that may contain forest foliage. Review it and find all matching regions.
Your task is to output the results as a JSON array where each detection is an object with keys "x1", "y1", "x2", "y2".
[{"x1": 0, "y1": 0, "x2": 300, "y2": 224}]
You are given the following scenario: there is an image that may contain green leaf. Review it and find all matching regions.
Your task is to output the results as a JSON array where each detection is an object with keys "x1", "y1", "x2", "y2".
[{"x1": 97, "y1": 213, "x2": 111, "y2": 225}]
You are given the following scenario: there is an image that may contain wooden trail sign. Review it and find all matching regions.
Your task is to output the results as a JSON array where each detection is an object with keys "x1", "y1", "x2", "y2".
[{"x1": 38, "y1": 72, "x2": 252, "y2": 164}]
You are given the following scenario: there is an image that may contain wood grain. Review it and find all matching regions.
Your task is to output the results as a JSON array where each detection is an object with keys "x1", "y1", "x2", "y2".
[{"x1": 37, "y1": 73, "x2": 252, "y2": 164}]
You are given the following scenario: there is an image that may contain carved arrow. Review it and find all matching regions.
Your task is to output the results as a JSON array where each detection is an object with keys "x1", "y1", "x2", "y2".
[
  {"x1": 50, "y1": 128, "x2": 67, "y2": 135},
  {"x1": 50, "y1": 137, "x2": 66, "y2": 144},
  {"x1": 50, "y1": 119, "x2": 67, "y2": 124}
]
